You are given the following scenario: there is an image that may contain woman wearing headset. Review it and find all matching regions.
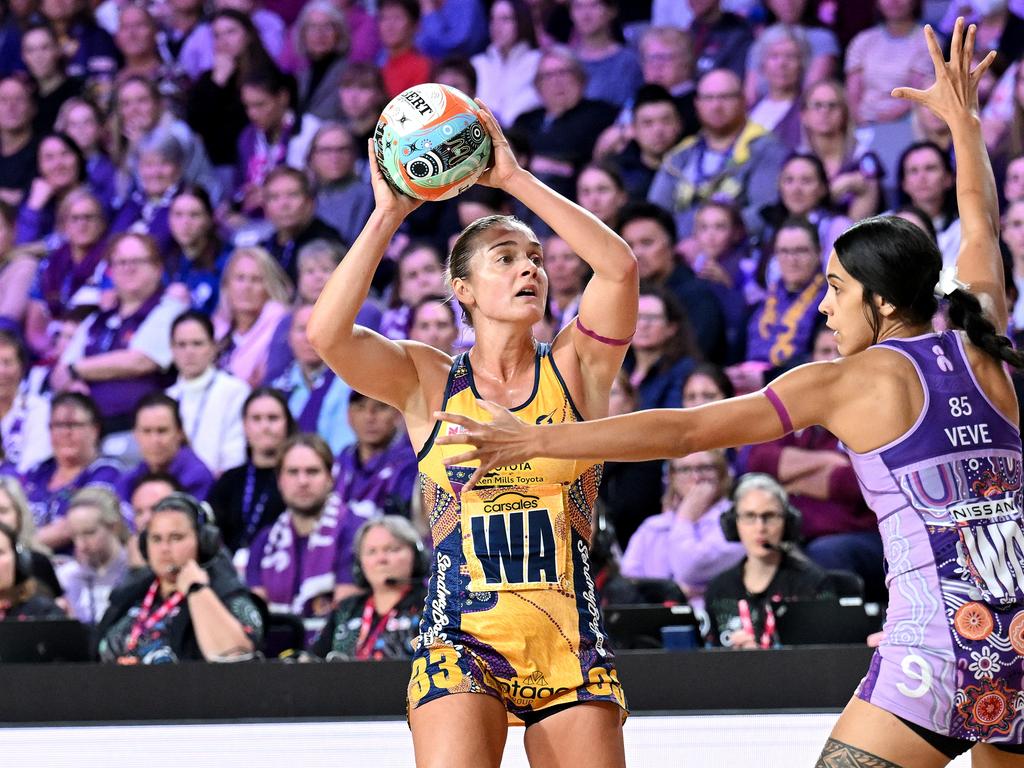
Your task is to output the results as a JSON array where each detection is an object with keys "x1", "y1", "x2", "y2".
[
  {"x1": 0, "y1": 521, "x2": 65, "y2": 620},
  {"x1": 97, "y1": 493, "x2": 264, "y2": 664},
  {"x1": 311, "y1": 515, "x2": 428, "y2": 661},
  {"x1": 703, "y1": 473, "x2": 832, "y2": 649}
]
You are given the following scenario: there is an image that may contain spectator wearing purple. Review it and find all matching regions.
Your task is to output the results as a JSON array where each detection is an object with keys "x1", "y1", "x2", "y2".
[
  {"x1": 471, "y1": 0, "x2": 541, "y2": 127},
  {"x1": 114, "y1": 5, "x2": 187, "y2": 106},
  {"x1": 621, "y1": 449, "x2": 743, "y2": 610},
  {"x1": 116, "y1": 394, "x2": 215, "y2": 503},
  {"x1": 335, "y1": 393, "x2": 417, "y2": 527},
  {"x1": 109, "y1": 130, "x2": 185, "y2": 258},
  {"x1": 40, "y1": 0, "x2": 119, "y2": 83},
  {"x1": 622, "y1": 282, "x2": 698, "y2": 411},
  {"x1": 757, "y1": 153, "x2": 852, "y2": 281},
  {"x1": 21, "y1": 392, "x2": 123, "y2": 553},
  {"x1": 111, "y1": 76, "x2": 218, "y2": 204},
  {"x1": 732, "y1": 218, "x2": 825, "y2": 393},
  {"x1": 23, "y1": 188, "x2": 108, "y2": 359},
  {"x1": 269, "y1": 304, "x2": 354, "y2": 454},
  {"x1": 647, "y1": 68, "x2": 789, "y2": 240},
  {"x1": 415, "y1": 0, "x2": 487, "y2": 59},
  {"x1": 178, "y1": 0, "x2": 285, "y2": 81},
  {"x1": 15, "y1": 132, "x2": 87, "y2": 244},
  {"x1": 235, "y1": 71, "x2": 321, "y2": 218},
  {"x1": 797, "y1": 80, "x2": 884, "y2": 222},
  {"x1": 0, "y1": 75, "x2": 41, "y2": 207},
  {"x1": 207, "y1": 387, "x2": 292, "y2": 554},
  {"x1": 511, "y1": 46, "x2": 618, "y2": 203},
  {"x1": 184, "y1": 10, "x2": 275, "y2": 176},
  {"x1": 0, "y1": 203, "x2": 36, "y2": 336},
  {"x1": 747, "y1": 25, "x2": 807, "y2": 151},
  {"x1": 248, "y1": 434, "x2": 360, "y2": 639},
  {"x1": 380, "y1": 241, "x2": 447, "y2": 340},
  {"x1": 159, "y1": 0, "x2": 205, "y2": 72},
  {"x1": 689, "y1": 0, "x2": 753, "y2": 79},
  {"x1": 292, "y1": 1, "x2": 348, "y2": 122},
  {"x1": 58, "y1": 486, "x2": 130, "y2": 624},
  {"x1": 0, "y1": 331, "x2": 51, "y2": 474},
  {"x1": 214, "y1": 246, "x2": 292, "y2": 387},
  {"x1": 21, "y1": 23, "x2": 83, "y2": 137},
  {"x1": 164, "y1": 186, "x2": 227, "y2": 316},
  {"x1": 264, "y1": 239, "x2": 382, "y2": 384},
  {"x1": 56, "y1": 98, "x2": 118, "y2": 214},
  {"x1": 569, "y1": 0, "x2": 642, "y2": 108},
  {"x1": 619, "y1": 202, "x2": 726, "y2": 361},
  {"x1": 745, "y1": 326, "x2": 885, "y2": 601},
  {"x1": 53, "y1": 233, "x2": 186, "y2": 437},
  {"x1": 336, "y1": 0, "x2": 380, "y2": 65},
  {"x1": 167, "y1": 311, "x2": 250, "y2": 477},
  {"x1": 309, "y1": 123, "x2": 374, "y2": 248}
]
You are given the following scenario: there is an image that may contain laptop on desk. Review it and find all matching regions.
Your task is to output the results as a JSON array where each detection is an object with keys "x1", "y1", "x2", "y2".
[
  {"x1": 602, "y1": 604, "x2": 699, "y2": 650},
  {"x1": 774, "y1": 599, "x2": 885, "y2": 646},
  {"x1": 0, "y1": 619, "x2": 93, "y2": 663}
]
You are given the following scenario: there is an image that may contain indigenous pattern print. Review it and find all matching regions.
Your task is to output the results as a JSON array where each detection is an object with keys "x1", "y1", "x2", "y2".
[
  {"x1": 412, "y1": 343, "x2": 626, "y2": 723},
  {"x1": 849, "y1": 331, "x2": 1024, "y2": 746}
]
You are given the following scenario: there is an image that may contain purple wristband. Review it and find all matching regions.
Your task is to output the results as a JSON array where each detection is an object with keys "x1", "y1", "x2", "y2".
[
  {"x1": 763, "y1": 386, "x2": 793, "y2": 434},
  {"x1": 575, "y1": 316, "x2": 634, "y2": 346}
]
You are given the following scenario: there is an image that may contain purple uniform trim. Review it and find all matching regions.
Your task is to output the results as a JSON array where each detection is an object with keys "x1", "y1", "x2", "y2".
[
  {"x1": 763, "y1": 386, "x2": 793, "y2": 433},
  {"x1": 575, "y1": 317, "x2": 634, "y2": 347}
]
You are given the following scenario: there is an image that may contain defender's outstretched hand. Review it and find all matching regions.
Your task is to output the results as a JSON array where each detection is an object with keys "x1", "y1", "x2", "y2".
[
  {"x1": 891, "y1": 18, "x2": 995, "y2": 123},
  {"x1": 435, "y1": 401, "x2": 535, "y2": 490},
  {"x1": 473, "y1": 99, "x2": 523, "y2": 191}
]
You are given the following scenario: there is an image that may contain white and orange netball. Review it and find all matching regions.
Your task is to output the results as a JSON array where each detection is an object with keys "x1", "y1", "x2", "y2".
[{"x1": 373, "y1": 83, "x2": 492, "y2": 201}]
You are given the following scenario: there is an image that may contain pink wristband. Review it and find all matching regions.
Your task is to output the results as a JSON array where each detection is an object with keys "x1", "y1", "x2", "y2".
[{"x1": 575, "y1": 316, "x2": 634, "y2": 346}]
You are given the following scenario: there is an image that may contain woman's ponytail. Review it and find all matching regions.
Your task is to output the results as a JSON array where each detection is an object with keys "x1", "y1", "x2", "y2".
[{"x1": 946, "y1": 289, "x2": 1024, "y2": 369}]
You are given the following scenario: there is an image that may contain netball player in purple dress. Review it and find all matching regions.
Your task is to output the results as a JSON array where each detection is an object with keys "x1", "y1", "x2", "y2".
[{"x1": 438, "y1": 21, "x2": 1024, "y2": 767}]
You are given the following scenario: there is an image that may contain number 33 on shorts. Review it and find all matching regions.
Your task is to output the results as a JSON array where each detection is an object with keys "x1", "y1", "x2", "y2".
[{"x1": 408, "y1": 646, "x2": 465, "y2": 704}]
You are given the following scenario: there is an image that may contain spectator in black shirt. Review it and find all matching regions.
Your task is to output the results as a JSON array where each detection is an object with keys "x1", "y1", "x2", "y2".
[
  {"x1": 0, "y1": 75, "x2": 39, "y2": 207},
  {"x1": 0, "y1": 520, "x2": 65, "y2": 620}
]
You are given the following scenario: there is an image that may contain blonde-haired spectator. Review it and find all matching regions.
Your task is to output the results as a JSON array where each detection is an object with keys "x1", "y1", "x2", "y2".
[{"x1": 215, "y1": 246, "x2": 292, "y2": 387}]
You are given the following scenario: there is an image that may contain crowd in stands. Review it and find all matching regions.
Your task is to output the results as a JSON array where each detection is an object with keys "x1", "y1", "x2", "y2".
[{"x1": 0, "y1": 0, "x2": 1019, "y2": 661}]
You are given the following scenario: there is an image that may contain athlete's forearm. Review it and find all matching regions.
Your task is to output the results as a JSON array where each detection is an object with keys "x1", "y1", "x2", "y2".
[
  {"x1": 948, "y1": 114, "x2": 999, "y2": 241},
  {"x1": 531, "y1": 409, "x2": 692, "y2": 463},
  {"x1": 503, "y1": 170, "x2": 635, "y2": 282}
]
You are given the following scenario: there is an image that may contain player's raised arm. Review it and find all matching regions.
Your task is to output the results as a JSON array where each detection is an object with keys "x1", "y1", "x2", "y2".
[
  {"x1": 306, "y1": 143, "x2": 438, "y2": 412},
  {"x1": 892, "y1": 20, "x2": 1004, "y2": 328},
  {"x1": 474, "y1": 100, "x2": 638, "y2": 399}
]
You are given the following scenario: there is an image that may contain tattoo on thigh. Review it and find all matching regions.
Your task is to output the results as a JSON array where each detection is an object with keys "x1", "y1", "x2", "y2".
[{"x1": 815, "y1": 738, "x2": 904, "y2": 768}]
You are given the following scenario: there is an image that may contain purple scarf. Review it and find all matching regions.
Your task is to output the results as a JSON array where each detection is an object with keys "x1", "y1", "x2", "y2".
[
  {"x1": 296, "y1": 367, "x2": 336, "y2": 432},
  {"x1": 334, "y1": 437, "x2": 416, "y2": 520},
  {"x1": 257, "y1": 492, "x2": 343, "y2": 616},
  {"x1": 38, "y1": 240, "x2": 108, "y2": 316}
]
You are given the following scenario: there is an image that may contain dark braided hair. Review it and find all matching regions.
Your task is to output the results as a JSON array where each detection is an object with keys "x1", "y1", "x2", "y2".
[{"x1": 947, "y1": 288, "x2": 1024, "y2": 368}]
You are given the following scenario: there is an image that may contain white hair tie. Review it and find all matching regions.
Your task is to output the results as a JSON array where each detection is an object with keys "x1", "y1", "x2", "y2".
[{"x1": 934, "y1": 266, "x2": 970, "y2": 298}]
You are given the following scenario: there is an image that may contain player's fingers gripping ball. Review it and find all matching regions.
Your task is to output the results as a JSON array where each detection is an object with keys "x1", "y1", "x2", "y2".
[{"x1": 373, "y1": 83, "x2": 492, "y2": 201}]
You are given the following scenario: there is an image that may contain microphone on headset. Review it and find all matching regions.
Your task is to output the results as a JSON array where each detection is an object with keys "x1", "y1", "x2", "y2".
[
  {"x1": 761, "y1": 541, "x2": 790, "y2": 554},
  {"x1": 384, "y1": 576, "x2": 424, "y2": 587}
]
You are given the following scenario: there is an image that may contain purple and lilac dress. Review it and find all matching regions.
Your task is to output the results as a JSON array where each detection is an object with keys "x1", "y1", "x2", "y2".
[{"x1": 849, "y1": 330, "x2": 1024, "y2": 745}]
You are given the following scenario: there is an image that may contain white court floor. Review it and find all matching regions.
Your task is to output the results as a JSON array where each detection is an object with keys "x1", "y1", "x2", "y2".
[{"x1": 4, "y1": 713, "x2": 973, "y2": 767}]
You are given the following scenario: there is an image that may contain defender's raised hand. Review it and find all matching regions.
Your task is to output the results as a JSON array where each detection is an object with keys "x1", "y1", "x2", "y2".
[{"x1": 890, "y1": 18, "x2": 995, "y2": 124}]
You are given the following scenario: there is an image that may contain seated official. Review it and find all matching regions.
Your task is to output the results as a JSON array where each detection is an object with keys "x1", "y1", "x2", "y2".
[
  {"x1": 704, "y1": 473, "x2": 833, "y2": 649},
  {"x1": 310, "y1": 515, "x2": 427, "y2": 661},
  {"x1": 98, "y1": 493, "x2": 263, "y2": 663},
  {"x1": 0, "y1": 520, "x2": 66, "y2": 620}
]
